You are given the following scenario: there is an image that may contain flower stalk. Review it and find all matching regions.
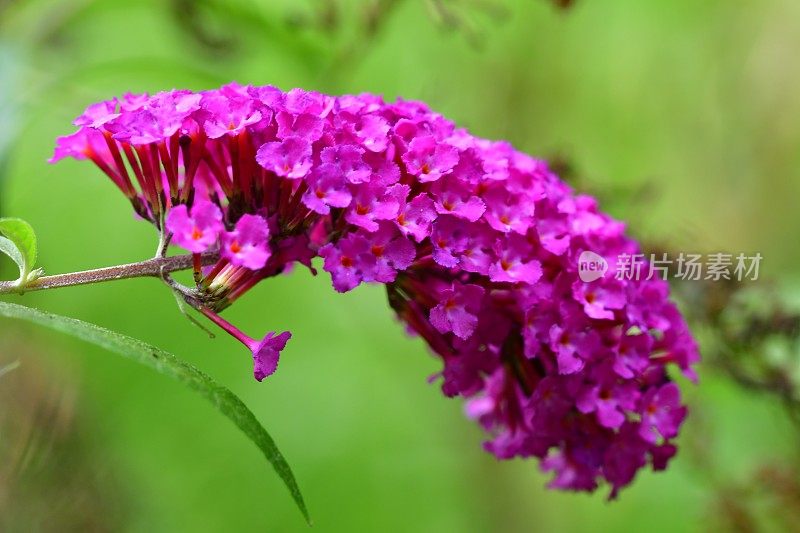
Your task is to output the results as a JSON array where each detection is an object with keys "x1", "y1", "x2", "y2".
[{"x1": 0, "y1": 252, "x2": 218, "y2": 295}]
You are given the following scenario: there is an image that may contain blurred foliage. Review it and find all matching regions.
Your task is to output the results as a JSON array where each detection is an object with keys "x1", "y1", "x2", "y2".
[
  {"x1": 0, "y1": 0, "x2": 799, "y2": 531},
  {"x1": 684, "y1": 281, "x2": 800, "y2": 418},
  {"x1": 0, "y1": 333, "x2": 130, "y2": 531},
  {"x1": 0, "y1": 45, "x2": 23, "y2": 214},
  {"x1": 0, "y1": 300, "x2": 311, "y2": 521}
]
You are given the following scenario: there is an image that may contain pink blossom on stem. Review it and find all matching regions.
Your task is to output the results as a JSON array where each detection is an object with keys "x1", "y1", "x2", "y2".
[
  {"x1": 430, "y1": 283, "x2": 485, "y2": 340},
  {"x1": 222, "y1": 214, "x2": 271, "y2": 270},
  {"x1": 166, "y1": 200, "x2": 223, "y2": 253}
]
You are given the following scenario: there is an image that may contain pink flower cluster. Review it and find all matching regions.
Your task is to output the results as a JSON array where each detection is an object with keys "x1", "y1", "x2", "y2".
[{"x1": 51, "y1": 83, "x2": 699, "y2": 496}]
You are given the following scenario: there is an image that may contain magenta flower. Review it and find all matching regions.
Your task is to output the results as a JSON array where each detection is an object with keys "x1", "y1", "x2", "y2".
[
  {"x1": 318, "y1": 234, "x2": 372, "y2": 293},
  {"x1": 548, "y1": 322, "x2": 600, "y2": 374},
  {"x1": 541, "y1": 450, "x2": 598, "y2": 492},
  {"x1": 108, "y1": 90, "x2": 201, "y2": 144},
  {"x1": 221, "y1": 214, "x2": 271, "y2": 270},
  {"x1": 52, "y1": 83, "x2": 700, "y2": 498},
  {"x1": 276, "y1": 111, "x2": 325, "y2": 142},
  {"x1": 458, "y1": 224, "x2": 495, "y2": 275},
  {"x1": 431, "y1": 176, "x2": 486, "y2": 222},
  {"x1": 402, "y1": 135, "x2": 459, "y2": 182},
  {"x1": 202, "y1": 87, "x2": 264, "y2": 138},
  {"x1": 431, "y1": 216, "x2": 471, "y2": 268},
  {"x1": 430, "y1": 283, "x2": 485, "y2": 340},
  {"x1": 252, "y1": 331, "x2": 293, "y2": 381},
  {"x1": 488, "y1": 234, "x2": 543, "y2": 284},
  {"x1": 361, "y1": 224, "x2": 416, "y2": 283},
  {"x1": 166, "y1": 201, "x2": 223, "y2": 253},
  {"x1": 320, "y1": 145, "x2": 372, "y2": 184},
  {"x1": 201, "y1": 308, "x2": 291, "y2": 381},
  {"x1": 483, "y1": 186, "x2": 536, "y2": 234},
  {"x1": 301, "y1": 164, "x2": 353, "y2": 215},
  {"x1": 275, "y1": 89, "x2": 330, "y2": 141},
  {"x1": 256, "y1": 137, "x2": 313, "y2": 179},
  {"x1": 50, "y1": 128, "x2": 106, "y2": 164},
  {"x1": 73, "y1": 99, "x2": 120, "y2": 128},
  {"x1": 612, "y1": 332, "x2": 653, "y2": 379},
  {"x1": 353, "y1": 114, "x2": 390, "y2": 152},
  {"x1": 573, "y1": 279, "x2": 626, "y2": 320},
  {"x1": 639, "y1": 383, "x2": 687, "y2": 444},
  {"x1": 576, "y1": 378, "x2": 640, "y2": 429},
  {"x1": 345, "y1": 184, "x2": 408, "y2": 232},
  {"x1": 603, "y1": 424, "x2": 650, "y2": 498},
  {"x1": 396, "y1": 194, "x2": 437, "y2": 242}
]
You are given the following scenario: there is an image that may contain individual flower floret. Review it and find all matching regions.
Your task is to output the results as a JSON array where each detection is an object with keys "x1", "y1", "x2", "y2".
[
  {"x1": 402, "y1": 136, "x2": 459, "y2": 182},
  {"x1": 429, "y1": 283, "x2": 485, "y2": 340},
  {"x1": 201, "y1": 308, "x2": 291, "y2": 382},
  {"x1": 221, "y1": 214, "x2": 271, "y2": 270},
  {"x1": 256, "y1": 137, "x2": 313, "y2": 179},
  {"x1": 165, "y1": 200, "x2": 223, "y2": 253}
]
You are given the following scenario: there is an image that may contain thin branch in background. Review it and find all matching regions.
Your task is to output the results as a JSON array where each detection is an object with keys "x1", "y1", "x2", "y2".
[
  {"x1": 316, "y1": 0, "x2": 340, "y2": 35},
  {"x1": 169, "y1": 0, "x2": 238, "y2": 56},
  {"x1": 548, "y1": 0, "x2": 577, "y2": 11},
  {"x1": 163, "y1": 0, "x2": 560, "y2": 86},
  {"x1": 363, "y1": 0, "x2": 402, "y2": 38},
  {"x1": 461, "y1": 0, "x2": 511, "y2": 22},
  {"x1": 310, "y1": 0, "x2": 407, "y2": 83},
  {"x1": 669, "y1": 275, "x2": 800, "y2": 419},
  {"x1": 285, "y1": 0, "x2": 341, "y2": 34},
  {"x1": 0, "y1": 360, "x2": 19, "y2": 379},
  {"x1": 426, "y1": 0, "x2": 484, "y2": 48}
]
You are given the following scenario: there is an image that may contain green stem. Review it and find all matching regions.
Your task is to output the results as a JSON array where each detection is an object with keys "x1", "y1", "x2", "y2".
[{"x1": 0, "y1": 252, "x2": 219, "y2": 295}]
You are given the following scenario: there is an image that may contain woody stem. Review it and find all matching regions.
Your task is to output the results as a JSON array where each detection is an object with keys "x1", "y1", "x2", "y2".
[{"x1": 0, "y1": 252, "x2": 219, "y2": 295}]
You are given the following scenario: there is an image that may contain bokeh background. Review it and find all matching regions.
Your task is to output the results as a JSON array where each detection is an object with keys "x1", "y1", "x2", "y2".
[{"x1": 1, "y1": 0, "x2": 799, "y2": 531}]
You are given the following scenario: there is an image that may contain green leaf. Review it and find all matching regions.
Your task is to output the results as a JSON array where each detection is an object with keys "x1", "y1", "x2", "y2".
[
  {"x1": 0, "y1": 301, "x2": 311, "y2": 524},
  {"x1": 0, "y1": 235, "x2": 24, "y2": 277},
  {"x1": 0, "y1": 217, "x2": 37, "y2": 282}
]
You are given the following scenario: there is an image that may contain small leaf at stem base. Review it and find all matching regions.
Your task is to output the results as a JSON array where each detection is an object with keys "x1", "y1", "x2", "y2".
[
  {"x1": 0, "y1": 218, "x2": 40, "y2": 291},
  {"x1": 0, "y1": 235, "x2": 24, "y2": 277}
]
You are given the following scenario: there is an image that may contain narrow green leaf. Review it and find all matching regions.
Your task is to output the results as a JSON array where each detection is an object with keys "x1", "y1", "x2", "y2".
[
  {"x1": 0, "y1": 235, "x2": 24, "y2": 279},
  {"x1": 0, "y1": 217, "x2": 37, "y2": 280},
  {"x1": 0, "y1": 301, "x2": 311, "y2": 524}
]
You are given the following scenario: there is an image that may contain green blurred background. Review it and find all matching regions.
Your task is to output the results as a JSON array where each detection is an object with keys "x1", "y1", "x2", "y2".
[{"x1": 1, "y1": 0, "x2": 799, "y2": 531}]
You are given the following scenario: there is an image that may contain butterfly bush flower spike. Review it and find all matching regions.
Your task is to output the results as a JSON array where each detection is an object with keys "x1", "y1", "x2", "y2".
[{"x1": 52, "y1": 83, "x2": 700, "y2": 497}]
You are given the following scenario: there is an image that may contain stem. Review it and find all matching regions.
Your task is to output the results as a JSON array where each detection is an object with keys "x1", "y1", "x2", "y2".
[
  {"x1": 199, "y1": 306, "x2": 253, "y2": 349},
  {"x1": 0, "y1": 252, "x2": 219, "y2": 295}
]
